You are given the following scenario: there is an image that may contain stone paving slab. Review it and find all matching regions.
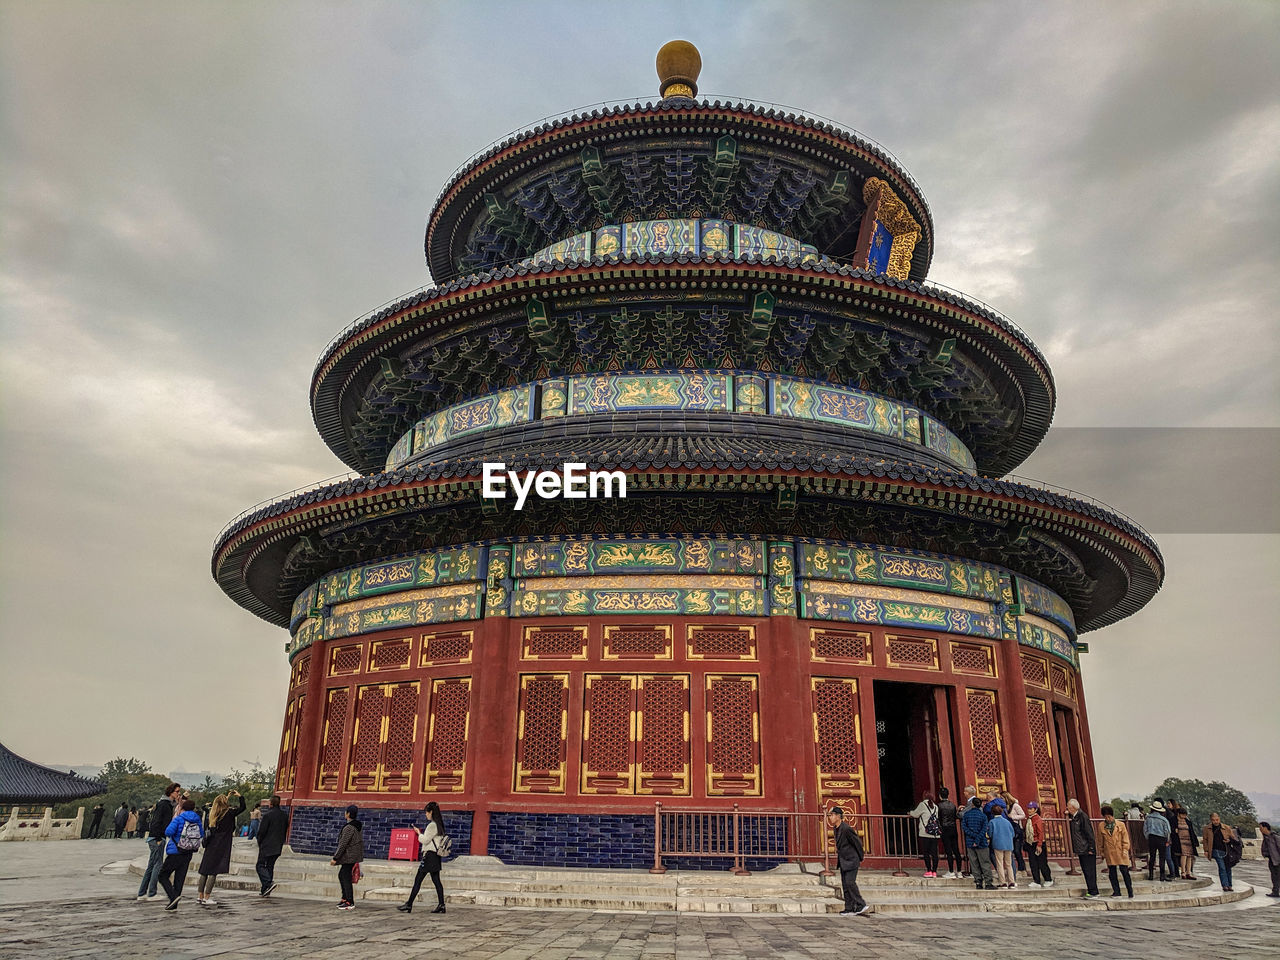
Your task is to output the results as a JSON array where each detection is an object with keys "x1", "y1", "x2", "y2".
[{"x1": 0, "y1": 840, "x2": 1276, "y2": 958}]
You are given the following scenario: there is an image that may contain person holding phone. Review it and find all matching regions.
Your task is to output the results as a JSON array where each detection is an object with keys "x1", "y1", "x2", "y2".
[{"x1": 398, "y1": 801, "x2": 447, "y2": 914}]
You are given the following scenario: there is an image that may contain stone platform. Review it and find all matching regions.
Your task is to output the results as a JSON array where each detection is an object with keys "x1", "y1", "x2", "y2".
[{"x1": 132, "y1": 838, "x2": 1256, "y2": 916}]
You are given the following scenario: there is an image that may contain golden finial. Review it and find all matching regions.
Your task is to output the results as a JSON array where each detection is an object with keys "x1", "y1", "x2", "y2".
[{"x1": 656, "y1": 40, "x2": 701, "y2": 99}]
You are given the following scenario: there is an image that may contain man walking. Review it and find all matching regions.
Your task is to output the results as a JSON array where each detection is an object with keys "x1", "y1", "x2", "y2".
[
  {"x1": 826, "y1": 806, "x2": 869, "y2": 916},
  {"x1": 137, "y1": 783, "x2": 180, "y2": 901},
  {"x1": 1067, "y1": 798, "x2": 1100, "y2": 897},
  {"x1": 1259, "y1": 822, "x2": 1280, "y2": 898},
  {"x1": 961, "y1": 796, "x2": 995, "y2": 890},
  {"x1": 256, "y1": 795, "x2": 290, "y2": 897}
]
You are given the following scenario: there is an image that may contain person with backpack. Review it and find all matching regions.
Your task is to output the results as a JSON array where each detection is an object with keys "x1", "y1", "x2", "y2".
[
  {"x1": 399, "y1": 801, "x2": 450, "y2": 913},
  {"x1": 1098, "y1": 804, "x2": 1133, "y2": 898},
  {"x1": 908, "y1": 792, "x2": 942, "y2": 877},
  {"x1": 935, "y1": 787, "x2": 961, "y2": 878},
  {"x1": 195, "y1": 790, "x2": 246, "y2": 905},
  {"x1": 330, "y1": 805, "x2": 364, "y2": 910},
  {"x1": 1143, "y1": 800, "x2": 1172, "y2": 881},
  {"x1": 159, "y1": 798, "x2": 204, "y2": 911},
  {"x1": 989, "y1": 801, "x2": 1017, "y2": 888},
  {"x1": 961, "y1": 796, "x2": 995, "y2": 890},
  {"x1": 1201, "y1": 812, "x2": 1238, "y2": 892},
  {"x1": 1023, "y1": 800, "x2": 1053, "y2": 887}
]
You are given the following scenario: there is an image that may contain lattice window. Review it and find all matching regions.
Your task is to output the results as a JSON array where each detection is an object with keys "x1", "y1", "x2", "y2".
[
  {"x1": 637, "y1": 675, "x2": 689, "y2": 794},
  {"x1": 522, "y1": 626, "x2": 588, "y2": 660},
  {"x1": 370, "y1": 638, "x2": 412, "y2": 671},
  {"x1": 382, "y1": 683, "x2": 420, "y2": 787},
  {"x1": 1050, "y1": 664, "x2": 1074, "y2": 699},
  {"x1": 1020, "y1": 654, "x2": 1048, "y2": 687},
  {"x1": 951, "y1": 642, "x2": 995, "y2": 677},
  {"x1": 514, "y1": 674, "x2": 569, "y2": 792},
  {"x1": 347, "y1": 685, "x2": 386, "y2": 790},
  {"x1": 581, "y1": 675, "x2": 636, "y2": 794},
  {"x1": 421, "y1": 630, "x2": 472, "y2": 665},
  {"x1": 812, "y1": 679, "x2": 860, "y2": 773},
  {"x1": 966, "y1": 688, "x2": 1006, "y2": 790},
  {"x1": 424, "y1": 678, "x2": 471, "y2": 792},
  {"x1": 810, "y1": 629, "x2": 871, "y2": 664},
  {"x1": 705, "y1": 675, "x2": 761, "y2": 796},
  {"x1": 276, "y1": 694, "x2": 304, "y2": 792},
  {"x1": 329, "y1": 644, "x2": 363, "y2": 676},
  {"x1": 1026, "y1": 696, "x2": 1059, "y2": 814},
  {"x1": 687, "y1": 625, "x2": 756, "y2": 660},
  {"x1": 603, "y1": 624, "x2": 672, "y2": 660},
  {"x1": 316, "y1": 687, "x2": 349, "y2": 791},
  {"x1": 887, "y1": 635, "x2": 939, "y2": 670},
  {"x1": 290, "y1": 654, "x2": 311, "y2": 690}
]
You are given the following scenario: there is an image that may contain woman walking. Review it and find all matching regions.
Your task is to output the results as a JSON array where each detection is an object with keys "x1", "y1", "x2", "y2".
[
  {"x1": 1098, "y1": 804, "x2": 1133, "y2": 897},
  {"x1": 399, "y1": 801, "x2": 448, "y2": 913},
  {"x1": 908, "y1": 792, "x2": 941, "y2": 877},
  {"x1": 196, "y1": 790, "x2": 246, "y2": 905},
  {"x1": 1023, "y1": 801, "x2": 1053, "y2": 887},
  {"x1": 159, "y1": 798, "x2": 205, "y2": 911},
  {"x1": 330, "y1": 805, "x2": 364, "y2": 910}
]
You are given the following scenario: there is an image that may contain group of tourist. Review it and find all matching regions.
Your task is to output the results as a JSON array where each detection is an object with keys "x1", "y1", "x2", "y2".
[
  {"x1": 132, "y1": 782, "x2": 290, "y2": 911},
  {"x1": 901, "y1": 787, "x2": 1248, "y2": 899}
]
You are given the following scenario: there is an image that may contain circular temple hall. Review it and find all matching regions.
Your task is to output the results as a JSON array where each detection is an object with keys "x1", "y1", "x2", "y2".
[{"x1": 213, "y1": 44, "x2": 1163, "y2": 868}]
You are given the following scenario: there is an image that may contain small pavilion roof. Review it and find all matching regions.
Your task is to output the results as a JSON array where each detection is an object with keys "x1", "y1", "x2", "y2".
[{"x1": 0, "y1": 742, "x2": 105, "y2": 805}]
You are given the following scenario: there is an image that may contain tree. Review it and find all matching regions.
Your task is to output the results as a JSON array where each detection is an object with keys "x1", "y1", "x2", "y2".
[
  {"x1": 1147, "y1": 778, "x2": 1258, "y2": 836},
  {"x1": 100, "y1": 757, "x2": 151, "y2": 782}
]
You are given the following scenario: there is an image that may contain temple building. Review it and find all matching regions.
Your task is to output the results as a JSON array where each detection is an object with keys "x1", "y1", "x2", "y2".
[{"x1": 213, "y1": 43, "x2": 1162, "y2": 867}]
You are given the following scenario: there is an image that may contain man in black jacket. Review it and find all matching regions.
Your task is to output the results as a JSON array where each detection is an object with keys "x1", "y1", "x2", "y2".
[
  {"x1": 936, "y1": 787, "x2": 961, "y2": 878},
  {"x1": 137, "y1": 783, "x2": 180, "y2": 900},
  {"x1": 112, "y1": 802, "x2": 129, "y2": 839},
  {"x1": 255, "y1": 795, "x2": 291, "y2": 897},
  {"x1": 827, "y1": 806, "x2": 869, "y2": 916},
  {"x1": 1067, "y1": 798, "x2": 1100, "y2": 897},
  {"x1": 87, "y1": 804, "x2": 105, "y2": 838}
]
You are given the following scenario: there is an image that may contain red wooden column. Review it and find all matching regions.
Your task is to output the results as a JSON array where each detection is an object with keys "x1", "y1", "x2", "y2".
[
  {"x1": 465, "y1": 615, "x2": 515, "y2": 856},
  {"x1": 1071, "y1": 666, "x2": 1101, "y2": 815},
  {"x1": 996, "y1": 638, "x2": 1038, "y2": 807},
  {"x1": 289, "y1": 642, "x2": 329, "y2": 806},
  {"x1": 765, "y1": 616, "x2": 813, "y2": 811},
  {"x1": 951, "y1": 679, "x2": 977, "y2": 792},
  {"x1": 932, "y1": 686, "x2": 959, "y2": 798}
]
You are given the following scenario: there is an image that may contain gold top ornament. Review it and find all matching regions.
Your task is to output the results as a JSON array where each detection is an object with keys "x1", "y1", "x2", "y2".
[{"x1": 656, "y1": 40, "x2": 701, "y2": 99}]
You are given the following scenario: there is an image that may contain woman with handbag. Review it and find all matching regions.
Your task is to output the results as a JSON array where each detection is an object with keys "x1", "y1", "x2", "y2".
[
  {"x1": 398, "y1": 801, "x2": 447, "y2": 914},
  {"x1": 330, "y1": 805, "x2": 365, "y2": 910},
  {"x1": 196, "y1": 790, "x2": 246, "y2": 905}
]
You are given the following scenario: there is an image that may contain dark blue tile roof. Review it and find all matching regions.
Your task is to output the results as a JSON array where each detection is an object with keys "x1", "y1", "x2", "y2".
[{"x1": 0, "y1": 742, "x2": 105, "y2": 804}]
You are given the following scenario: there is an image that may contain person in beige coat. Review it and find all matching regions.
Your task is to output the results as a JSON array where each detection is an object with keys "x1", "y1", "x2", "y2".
[
  {"x1": 1098, "y1": 804, "x2": 1133, "y2": 898},
  {"x1": 1202, "y1": 813, "x2": 1237, "y2": 892}
]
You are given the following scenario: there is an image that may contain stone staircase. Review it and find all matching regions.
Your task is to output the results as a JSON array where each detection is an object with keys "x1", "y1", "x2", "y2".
[{"x1": 130, "y1": 840, "x2": 1252, "y2": 915}]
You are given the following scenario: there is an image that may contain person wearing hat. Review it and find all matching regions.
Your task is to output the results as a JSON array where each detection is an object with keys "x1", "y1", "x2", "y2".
[
  {"x1": 825, "y1": 806, "x2": 869, "y2": 915},
  {"x1": 330, "y1": 805, "x2": 365, "y2": 910},
  {"x1": 1259, "y1": 822, "x2": 1280, "y2": 897},
  {"x1": 1143, "y1": 800, "x2": 1172, "y2": 881}
]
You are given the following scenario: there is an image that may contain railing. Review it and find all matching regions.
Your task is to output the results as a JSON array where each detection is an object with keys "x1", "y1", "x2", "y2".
[{"x1": 649, "y1": 804, "x2": 1099, "y2": 877}]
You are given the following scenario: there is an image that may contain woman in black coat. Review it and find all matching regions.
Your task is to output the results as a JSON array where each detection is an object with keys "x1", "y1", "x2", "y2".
[{"x1": 196, "y1": 790, "x2": 245, "y2": 905}]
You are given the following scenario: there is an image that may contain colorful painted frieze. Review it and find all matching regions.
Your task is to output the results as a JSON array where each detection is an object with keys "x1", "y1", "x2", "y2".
[
  {"x1": 290, "y1": 583, "x2": 320, "y2": 631},
  {"x1": 512, "y1": 538, "x2": 764, "y2": 578},
  {"x1": 1015, "y1": 576, "x2": 1077, "y2": 638},
  {"x1": 798, "y1": 542, "x2": 1005, "y2": 602},
  {"x1": 515, "y1": 584, "x2": 765, "y2": 618},
  {"x1": 735, "y1": 223, "x2": 801, "y2": 261},
  {"x1": 567, "y1": 372, "x2": 729, "y2": 414},
  {"x1": 732, "y1": 374, "x2": 767, "y2": 414},
  {"x1": 385, "y1": 432, "x2": 412, "y2": 471},
  {"x1": 623, "y1": 219, "x2": 698, "y2": 258},
  {"x1": 699, "y1": 219, "x2": 733, "y2": 255},
  {"x1": 768, "y1": 541, "x2": 797, "y2": 616},
  {"x1": 1017, "y1": 616, "x2": 1077, "y2": 667},
  {"x1": 528, "y1": 231, "x2": 591, "y2": 266},
  {"x1": 392, "y1": 385, "x2": 535, "y2": 466},
  {"x1": 593, "y1": 225, "x2": 621, "y2": 258},
  {"x1": 315, "y1": 545, "x2": 483, "y2": 606},
  {"x1": 324, "y1": 583, "x2": 484, "y2": 639},
  {"x1": 540, "y1": 378, "x2": 568, "y2": 418},
  {"x1": 798, "y1": 585, "x2": 1002, "y2": 640},
  {"x1": 923, "y1": 415, "x2": 976, "y2": 472}
]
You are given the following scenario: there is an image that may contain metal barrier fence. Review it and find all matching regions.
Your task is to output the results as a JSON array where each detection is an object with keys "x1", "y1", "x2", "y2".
[{"x1": 649, "y1": 803, "x2": 1100, "y2": 876}]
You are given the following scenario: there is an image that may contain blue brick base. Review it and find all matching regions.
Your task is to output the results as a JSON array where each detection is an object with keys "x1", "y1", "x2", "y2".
[
  {"x1": 288, "y1": 804, "x2": 472, "y2": 861},
  {"x1": 488, "y1": 812, "x2": 788, "y2": 871}
]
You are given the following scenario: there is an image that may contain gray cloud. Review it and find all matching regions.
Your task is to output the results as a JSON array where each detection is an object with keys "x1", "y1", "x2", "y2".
[{"x1": 2, "y1": 1, "x2": 1276, "y2": 796}]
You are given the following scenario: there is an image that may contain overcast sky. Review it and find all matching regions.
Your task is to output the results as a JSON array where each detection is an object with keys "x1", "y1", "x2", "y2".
[{"x1": 2, "y1": 1, "x2": 1276, "y2": 799}]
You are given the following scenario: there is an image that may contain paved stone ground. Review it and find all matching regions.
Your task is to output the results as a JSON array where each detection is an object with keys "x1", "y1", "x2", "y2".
[{"x1": 1, "y1": 840, "x2": 1277, "y2": 959}]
